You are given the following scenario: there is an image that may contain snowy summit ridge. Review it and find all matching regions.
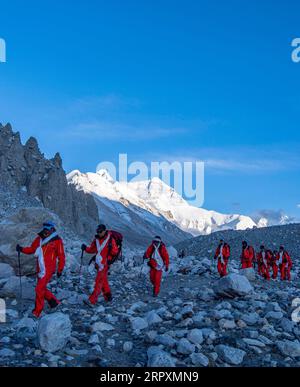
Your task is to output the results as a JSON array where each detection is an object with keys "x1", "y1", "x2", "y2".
[{"x1": 67, "y1": 169, "x2": 257, "y2": 240}]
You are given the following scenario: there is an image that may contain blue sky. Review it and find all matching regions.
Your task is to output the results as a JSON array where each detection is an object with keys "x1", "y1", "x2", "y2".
[{"x1": 0, "y1": 0, "x2": 300, "y2": 220}]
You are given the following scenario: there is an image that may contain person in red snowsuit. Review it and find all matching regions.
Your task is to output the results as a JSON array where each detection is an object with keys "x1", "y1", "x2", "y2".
[
  {"x1": 214, "y1": 240, "x2": 230, "y2": 277},
  {"x1": 277, "y1": 246, "x2": 292, "y2": 281},
  {"x1": 16, "y1": 221, "x2": 65, "y2": 318},
  {"x1": 256, "y1": 246, "x2": 272, "y2": 280},
  {"x1": 144, "y1": 236, "x2": 170, "y2": 297},
  {"x1": 82, "y1": 224, "x2": 119, "y2": 305},
  {"x1": 241, "y1": 241, "x2": 255, "y2": 269},
  {"x1": 271, "y1": 250, "x2": 279, "y2": 279}
]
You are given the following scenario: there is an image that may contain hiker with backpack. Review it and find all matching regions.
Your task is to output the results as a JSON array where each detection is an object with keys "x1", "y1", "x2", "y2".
[
  {"x1": 256, "y1": 245, "x2": 272, "y2": 280},
  {"x1": 81, "y1": 224, "x2": 120, "y2": 306},
  {"x1": 16, "y1": 221, "x2": 65, "y2": 318},
  {"x1": 240, "y1": 241, "x2": 255, "y2": 269},
  {"x1": 277, "y1": 246, "x2": 293, "y2": 281},
  {"x1": 143, "y1": 236, "x2": 170, "y2": 297},
  {"x1": 214, "y1": 239, "x2": 230, "y2": 277}
]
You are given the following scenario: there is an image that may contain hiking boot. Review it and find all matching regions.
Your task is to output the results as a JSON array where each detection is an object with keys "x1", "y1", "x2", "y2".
[
  {"x1": 48, "y1": 298, "x2": 60, "y2": 309},
  {"x1": 104, "y1": 293, "x2": 113, "y2": 302},
  {"x1": 84, "y1": 299, "x2": 95, "y2": 308}
]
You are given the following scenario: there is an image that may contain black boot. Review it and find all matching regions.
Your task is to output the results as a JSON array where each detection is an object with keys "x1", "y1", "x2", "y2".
[
  {"x1": 48, "y1": 298, "x2": 60, "y2": 309},
  {"x1": 105, "y1": 293, "x2": 113, "y2": 302}
]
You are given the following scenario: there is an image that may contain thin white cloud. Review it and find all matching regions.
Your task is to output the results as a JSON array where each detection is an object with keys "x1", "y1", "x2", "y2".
[
  {"x1": 135, "y1": 146, "x2": 300, "y2": 174},
  {"x1": 63, "y1": 121, "x2": 188, "y2": 141}
]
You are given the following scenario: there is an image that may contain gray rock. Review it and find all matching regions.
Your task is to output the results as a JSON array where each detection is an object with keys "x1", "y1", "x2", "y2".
[
  {"x1": 155, "y1": 334, "x2": 177, "y2": 348},
  {"x1": 265, "y1": 311, "x2": 284, "y2": 320},
  {"x1": 130, "y1": 317, "x2": 148, "y2": 331},
  {"x1": 38, "y1": 313, "x2": 72, "y2": 353},
  {"x1": 190, "y1": 352, "x2": 209, "y2": 367},
  {"x1": 147, "y1": 346, "x2": 176, "y2": 367},
  {"x1": 216, "y1": 345, "x2": 246, "y2": 365},
  {"x1": 92, "y1": 321, "x2": 114, "y2": 332},
  {"x1": 239, "y1": 268, "x2": 256, "y2": 281},
  {"x1": 187, "y1": 329, "x2": 204, "y2": 345},
  {"x1": 0, "y1": 263, "x2": 14, "y2": 279},
  {"x1": 145, "y1": 311, "x2": 163, "y2": 326},
  {"x1": 0, "y1": 348, "x2": 15, "y2": 357},
  {"x1": 123, "y1": 341, "x2": 133, "y2": 352},
  {"x1": 214, "y1": 274, "x2": 253, "y2": 298},
  {"x1": 277, "y1": 340, "x2": 300, "y2": 358},
  {"x1": 240, "y1": 312, "x2": 260, "y2": 326},
  {"x1": 0, "y1": 275, "x2": 35, "y2": 300},
  {"x1": 177, "y1": 338, "x2": 195, "y2": 355}
]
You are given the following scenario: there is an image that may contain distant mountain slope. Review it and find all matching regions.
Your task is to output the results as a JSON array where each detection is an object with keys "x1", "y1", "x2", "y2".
[{"x1": 67, "y1": 169, "x2": 257, "y2": 246}]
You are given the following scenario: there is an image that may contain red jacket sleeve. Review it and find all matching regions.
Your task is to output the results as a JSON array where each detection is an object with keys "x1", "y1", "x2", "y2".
[
  {"x1": 21, "y1": 237, "x2": 40, "y2": 255},
  {"x1": 57, "y1": 238, "x2": 66, "y2": 274},
  {"x1": 161, "y1": 245, "x2": 170, "y2": 268},
  {"x1": 144, "y1": 245, "x2": 154, "y2": 259},
  {"x1": 86, "y1": 240, "x2": 97, "y2": 254}
]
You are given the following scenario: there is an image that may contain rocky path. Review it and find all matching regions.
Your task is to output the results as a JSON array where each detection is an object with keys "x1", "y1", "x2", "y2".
[{"x1": 1, "y1": 256, "x2": 300, "y2": 368}]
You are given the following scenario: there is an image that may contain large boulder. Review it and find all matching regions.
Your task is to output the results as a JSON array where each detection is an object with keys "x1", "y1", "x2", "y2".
[
  {"x1": 0, "y1": 275, "x2": 35, "y2": 300},
  {"x1": 0, "y1": 263, "x2": 14, "y2": 280},
  {"x1": 214, "y1": 274, "x2": 253, "y2": 298},
  {"x1": 239, "y1": 268, "x2": 256, "y2": 281},
  {"x1": 37, "y1": 313, "x2": 72, "y2": 353},
  {"x1": 0, "y1": 207, "x2": 62, "y2": 274},
  {"x1": 147, "y1": 346, "x2": 176, "y2": 367}
]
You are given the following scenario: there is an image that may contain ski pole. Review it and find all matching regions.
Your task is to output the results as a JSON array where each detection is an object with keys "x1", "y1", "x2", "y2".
[{"x1": 17, "y1": 250, "x2": 23, "y2": 309}]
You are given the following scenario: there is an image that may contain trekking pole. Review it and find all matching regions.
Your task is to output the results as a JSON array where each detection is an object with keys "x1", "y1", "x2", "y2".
[
  {"x1": 139, "y1": 257, "x2": 146, "y2": 278},
  {"x1": 78, "y1": 249, "x2": 84, "y2": 289},
  {"x1": 17, "y1": 250, "x2": 23, "y2": 311}
]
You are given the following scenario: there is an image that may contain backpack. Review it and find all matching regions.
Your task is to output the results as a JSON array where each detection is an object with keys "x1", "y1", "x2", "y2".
[
  {"x1": 88, "y1": 230, "x2": 124, "y2": 267},
  {"x1": 108, "y1": 230, "x2": 123, "y2": 264}
]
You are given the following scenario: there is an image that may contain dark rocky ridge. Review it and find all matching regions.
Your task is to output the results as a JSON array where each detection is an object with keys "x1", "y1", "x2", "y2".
[{"x1": 0, "y1": 123, "x2": 99, "y2": 236}]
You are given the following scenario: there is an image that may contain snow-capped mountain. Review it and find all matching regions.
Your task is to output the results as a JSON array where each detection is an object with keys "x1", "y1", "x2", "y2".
[
  {"x1": 67, "y1": 170, "x2": 190, "y2": 247},
  {"x1": 67, "y1": 169, "x2": 257, "y2": 245},
  {"x1": 127, "y1": 177, "x2": 256, "y2": 235},
  {"x1": 254, "y1": 210, "x2": 296, "y2": 228}
]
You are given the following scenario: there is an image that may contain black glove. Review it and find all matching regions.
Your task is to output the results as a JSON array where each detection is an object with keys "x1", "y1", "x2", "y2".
[
  {"x1": 165, "y1": 267, "x2": 169, "y2": 272},
  {"x1": 16, "y1": 244, "x2": 22, "y2": 253},
  {"x1": 81, "y1": 244, "x2": 87, "y2": 252},
  {"x1": 57, "y1": 271, "x2": 62, "y2": 279}
]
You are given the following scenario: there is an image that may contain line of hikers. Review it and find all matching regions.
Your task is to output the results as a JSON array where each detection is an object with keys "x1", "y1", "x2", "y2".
[
  {"x1": 16, "y1": 222, "x2": 169, "y2": 318},
  {"x1": 214, "y1": 239, "x2": 293, "y2": 281}
]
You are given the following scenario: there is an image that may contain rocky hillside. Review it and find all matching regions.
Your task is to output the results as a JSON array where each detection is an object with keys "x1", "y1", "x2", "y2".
[
  {"x1": 176, "y1": 223, "x2": 300, "y2": 263},
  {"x1": 0, "y1": 123, "x2": 99, "y2": 237},
  {"x1": 1, "y1": 242, "x2": 300, "y2": 367}
]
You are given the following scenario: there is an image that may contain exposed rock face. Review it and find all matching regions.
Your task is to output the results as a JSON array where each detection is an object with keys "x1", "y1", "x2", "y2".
[{"x1": 0, "y1": 123, "x2": 98, "y2": 237}]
